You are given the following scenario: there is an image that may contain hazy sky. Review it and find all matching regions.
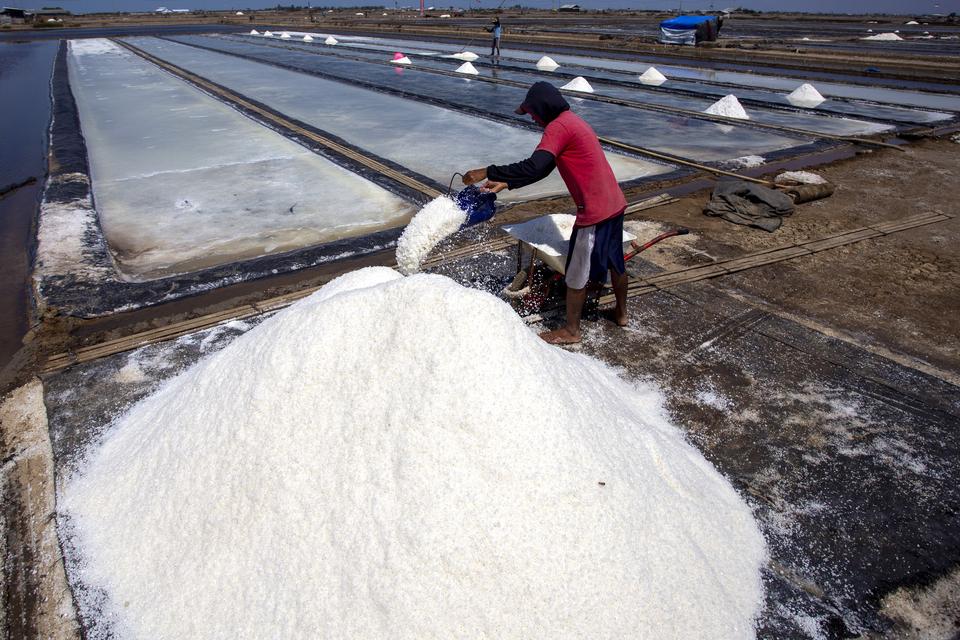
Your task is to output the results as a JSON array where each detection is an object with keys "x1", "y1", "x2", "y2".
[{"x1": 30, "y1": 0, "x2": 951, "y2": 15}]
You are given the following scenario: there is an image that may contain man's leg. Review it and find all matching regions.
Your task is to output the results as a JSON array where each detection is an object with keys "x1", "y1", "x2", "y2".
[
  {"x1": 540, "y1": 286, "x2": 587, "y2": 344},
  {"x1": 609, "y1": 268, "x2": 628, "y2": 327}
]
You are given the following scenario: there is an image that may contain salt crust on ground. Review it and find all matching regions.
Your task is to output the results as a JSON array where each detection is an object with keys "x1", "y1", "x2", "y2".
[
  {"x1": 786, "y1": 83, "x2": 826, "y2": 108},
  {"x1": 455, "y1": 61, "x2": 479, "y2": 75},
  {"x1": 60, "y1": 269, "x2": 767, "y2": 640},
  {"x1": 395, "y1": 196, "x2": 467, "y2": 275},
  {"x1": 705, "y1": 94, "x2": 750, "y2": 120},
  {"x1": 639, "y1": 66, "x2": 668, "y2": 86},
  {"x1": 776, "y1": 171, "x2": 827, "y2": 185},
  {"x1": 561, "y1": 76, "x2": 594, "y2": 93}
]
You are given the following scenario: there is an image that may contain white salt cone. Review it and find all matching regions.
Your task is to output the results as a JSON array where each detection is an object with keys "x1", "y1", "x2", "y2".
[
  {"x1": 561, "y1": 76, "x2": 594, "y2": 93},
  {"x1": 280, "y1": 32, "x2": 291, "y2": 39},
  {"x1": 535, "y1": 56, "x2": 559, "y2": 70},
  {"x1": 324, "y1": 36, "x2": 338, "y2": 45},
  {"x1": 704, "y1": 94, "x2": 749, "y2": 120},
  {"x1": 249, "y1": 29, "x2": 260, "y2": 35},
  {"x1": 639, "y1": 67, "x2": 667, "y2": 86},
  {"x1": 263, "y1": 30, "x2": 273, "y2": 36},
  {"x1": 452, "y1": 51, "x2": 479, "y2": 61},
  {"x1": 302, "y1": 35, "x2": 314, "y2": 42},
  {"x1": 786, "y1": 83, "x2": 825, "y2": 108},
  {"x1": 455, "y1": 61, "x2": 479, "y2": 75},
  {"x1": 392, "y1": 56, "x2": 412, "y2": 65}
]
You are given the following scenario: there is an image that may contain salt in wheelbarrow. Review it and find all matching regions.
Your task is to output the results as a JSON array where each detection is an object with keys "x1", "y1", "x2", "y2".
[{"x1": 500, "y1": 213, "x2": 689, "y2": 314}]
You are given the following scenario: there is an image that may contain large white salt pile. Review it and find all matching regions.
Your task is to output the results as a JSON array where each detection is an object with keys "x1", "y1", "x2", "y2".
[
  {"x1": 395, "y1": 196, "x2": 467, "y2": 275},
  {"x1": 455, "y1": 61, "x2": 479, "y2": 75},
  {"x1": 535, "y1": 55, "x2": 559, "y2": 70},
  {"x1": 786, "y1": 83, "x2": 826, "y2": 108},
  {"x1": 705, "y1": 94, "x2": 750, "y2": 120},
  {"x1": 639, "y1": 66, "x2": 668, "y2": 86},
  {"x1": 451, "y1": 51, "x2": 479, "y2": 61},
  {"x1": 324, "y1": 35, "x2": 338, "y2": 45},
  {"x1": 60, "y1": 268, "x2": 767, "y2": 640},
  {"x1": 561, "y1": 76, "x2": 594, "y2": 93},
  {"x1": 862, "y1": 32, "x2": 903, "y2": 41},
  {"x1": 302, "y1": 34, "x2": 314, "y2": 42}
]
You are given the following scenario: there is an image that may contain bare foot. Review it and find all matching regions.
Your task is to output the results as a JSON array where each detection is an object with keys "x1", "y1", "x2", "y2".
[
  {"x1": 539, "y1": 327, "x2": 582, "y2": 345},
  {"x1": 602, "y1": 309, "x2": 628, "y2": 327}
]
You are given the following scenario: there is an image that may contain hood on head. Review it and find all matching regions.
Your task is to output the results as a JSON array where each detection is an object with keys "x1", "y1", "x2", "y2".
[{"x1": 514, "y1": 82, "x2": 569, "y2": 125}]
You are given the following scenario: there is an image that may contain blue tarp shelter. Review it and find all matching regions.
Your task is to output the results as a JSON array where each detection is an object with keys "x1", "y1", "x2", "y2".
[{"x1": 659, "y1": 15, "x2": 722, "y2": 45}]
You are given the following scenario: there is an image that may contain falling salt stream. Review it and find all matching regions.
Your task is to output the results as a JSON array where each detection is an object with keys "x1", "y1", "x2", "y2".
[
  {"x1": 561, "y1": 76, "x2": 594, "y2": 93},
  {"x1": 60, "y1": 263, "x2": 768, "y2": 639},
  {"x1": 395, "y1": 196, "x2": 467, "y2": 275}
]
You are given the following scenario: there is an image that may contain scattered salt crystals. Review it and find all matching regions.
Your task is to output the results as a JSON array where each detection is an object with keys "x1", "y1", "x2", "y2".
[
  {"x1": 705, "y1": 94, "x2": 750, "y2": 120},
  {"x1": 776, "y1": 170, "x2": 828, "y2": 185},
  {"x1": 302, "y1": 35, "x2": 314, "y2": 42},
  {"x1": 451, "y1": 51, "x2": 479, "y2": 61},
  {"x1": 249, "y1": 29, "x2": 260, "y2": 35},
  {"x1": 561, "y1": 76, "x2": 594, "y2": 93},
  {"x1": 786, "y1": 83, "x2": 826, "y2": 108},
  {"x1": 324, "y1": 36, "x2": 338, "y2": 45},
  {"x1": 280, "y1": 32, "x2": 291, "y2": 39},
  {"x1": 263, "y1": 30, "x2": 273, "y2": 36},
  {"x1": 455, "y1": 61, "x2": 479, "y2": 75},
  {"x1": 535, "y1": 55, "x2": 559, "y2": 70},
  {"x1": 60, "y1": 268, "x2": 767, "y2": 640},
  {"x1": 862, "y1": 32, "x2": 903, "y2": 41},
  {"x1": 730, "y1": 155, "x2": 765, "y2": 168},
  {"x1": 395, "y1": 196, "x2": 467, "y2": 275}
]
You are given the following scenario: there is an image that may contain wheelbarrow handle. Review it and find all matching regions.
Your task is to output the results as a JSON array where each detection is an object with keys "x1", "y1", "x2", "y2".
[{"x1": 624, "y1": 228, "x2": 689, "y2": 262}]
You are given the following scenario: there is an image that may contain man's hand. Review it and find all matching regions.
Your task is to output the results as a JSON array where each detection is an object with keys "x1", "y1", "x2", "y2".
[
  {"x1": 462, "y1": 168, "x2": 487, "y2": 185},
  {"x1": 480, "y1": 180, "x2": 508, "y2": 194}
]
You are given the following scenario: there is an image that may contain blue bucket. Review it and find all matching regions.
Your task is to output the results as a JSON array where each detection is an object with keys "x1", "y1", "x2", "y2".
[{"x1": 455, "y1": 184, "x2": 498, "y2": 227}]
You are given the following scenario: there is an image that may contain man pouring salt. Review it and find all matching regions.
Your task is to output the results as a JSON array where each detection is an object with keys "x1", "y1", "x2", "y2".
[{"x1": 462, "y1": 82, "x2": 628, "y2": 345}]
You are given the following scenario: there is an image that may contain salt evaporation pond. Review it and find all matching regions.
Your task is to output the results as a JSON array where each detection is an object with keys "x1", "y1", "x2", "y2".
[
  {"x1": 59, "y1": 268, "x2": 767, "y2": 639},
  {"x1": 125, "y1": 37, "x2": 670, "y2": 203},
  {"x1": 209, "y1": 35, "x2": 899, "y2": 137},
  {"x1": 67, "y1": 39, "x2": 415, "y2": 280},
  {"x1": 288, "y1": 32, "x2": 960, "y2": 112}
]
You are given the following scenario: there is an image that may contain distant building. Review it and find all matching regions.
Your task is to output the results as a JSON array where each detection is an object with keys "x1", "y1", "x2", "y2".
[
  {"x1": 1, "y1": 6, "x2": 29, "y2": 22},
  {"x1": 558, "y1": 4, "x2": 580, "y2": 11}
]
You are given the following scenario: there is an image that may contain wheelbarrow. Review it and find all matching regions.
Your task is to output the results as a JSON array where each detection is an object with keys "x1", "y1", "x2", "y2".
[{"x1": 500, "y1": 213, "x2": 688, "y2": 313}]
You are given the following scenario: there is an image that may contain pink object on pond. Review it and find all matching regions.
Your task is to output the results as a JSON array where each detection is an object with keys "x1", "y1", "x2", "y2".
[{"x1": 393, "y1": 52, "x2": 405, "y2": 60}]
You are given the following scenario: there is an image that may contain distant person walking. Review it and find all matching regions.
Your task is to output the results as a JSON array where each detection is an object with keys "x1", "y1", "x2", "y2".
[{"x1": 487, "y1": 17, "x2": 502, "y2": 58}]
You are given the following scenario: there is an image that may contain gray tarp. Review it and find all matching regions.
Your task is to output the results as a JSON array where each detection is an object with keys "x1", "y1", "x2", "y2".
[{"x1": 704, "y1": 181, "x2": 795, "y2": 232}]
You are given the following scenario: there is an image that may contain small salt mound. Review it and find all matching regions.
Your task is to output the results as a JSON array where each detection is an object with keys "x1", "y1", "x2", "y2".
[
  {"x1": 535, "y1": 55, "x2": 559, "y2": 70},
  {"x1": 639, "y1": 66, "x2": 667, "y2": 86},
  {"x1": 776, "y1": 170, "x2": 827, "y2": 185},
  {"x1": 786, "y1": 83, "x2": 826, "y2": 108},
  {"x1": 730, "y1": 155, "x2": 765, "y2": 168},
  {"x1": 280, "y1": 32, "x2": 291, "y2": 39},
  {"x1": 302, "y1": 35, "x2": 314, "y2": 42},
  {"x1": 451, "y1": 51, "x2": 479, "y2": 61},
  {"x1": 455, "y1": 61, "x2": 479, "y2": 75},
  {"x1": 60, "y1": 268, "x2": 767, "y2": 640},
  {"x1": 263, "y1": 30, "x2": 273, "y2": 36},
  {"x1": 395, "y1": 196, "x2": 467, "y2": 275},
  {"x1": 391, "y1": 56, "x2": 412, "y2": 65},
  {"x1": 905, "y1": 20, "x2": 919, "y2": 25},
  {"x1": 705, "y1": 94, "x2": 750, "y2": 120},
  {"x1": 249, "y1": 29, "x2": 260, "y2": 35},
  {"x1": 561, "y1": 76, "x2": 594, "y2": 93},
  {"x1": 862, "y1": 32, "x2": 903, "y2": 41},
  {"x1": 324, "y1": 36, "x2": 338, "y2": 45}
]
